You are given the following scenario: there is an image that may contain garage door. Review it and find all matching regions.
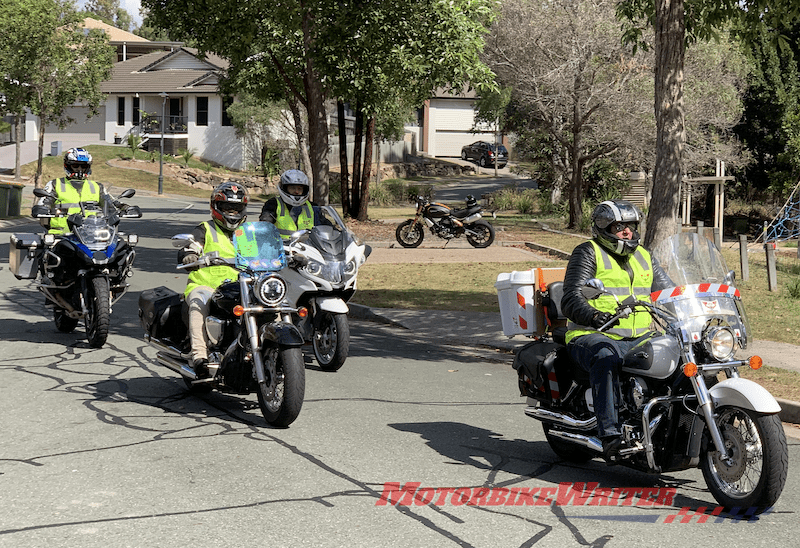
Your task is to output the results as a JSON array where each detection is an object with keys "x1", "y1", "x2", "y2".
[
  {"x1": 44, "y1": 106, "x2": 105, "y2": 141},
  {"x1": 434, "y1": 130, "x2": 495, "y2": 157}
]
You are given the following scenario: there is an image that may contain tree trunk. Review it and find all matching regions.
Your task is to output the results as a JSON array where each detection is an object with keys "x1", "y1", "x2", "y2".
[
  {"x1": 301, "y1": 10, "x2": 329, "y2": 205},
  {"x1": 288, "y1": 98, "x2": 311, "y2": 176},
  {"x1": 357, "y1": 116, "x2": 375, "y2": 221},
  {"x1": 14, "y1": 114, "x2": 22, "y2": 181},
  {"x1": 35, "y1": 123, "x2": 46, "y2": 188},
  {"x1": 337, "y1": 100, "x2": 350, "y2": 213},
  {"x1": 644, "y1": 0, "x2": 686, "y2": 249},
  {"x1": 351, "y1": 107, "x2": 364, "y2": 217}
]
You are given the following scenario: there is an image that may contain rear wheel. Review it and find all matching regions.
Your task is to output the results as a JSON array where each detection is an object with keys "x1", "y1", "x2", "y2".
[
  {"x1": 466, "y1": 220, "x2": 495, "y2": 248},
  {"x1": 313, "y1": 312, "x2": 349, "y2": 371},
  {"x1": 543, "y1": 424, "x2": 595, "y2": 463},
  {"x1": 479, "y1": 156, "x2": 487, "y2": 167},
  {"x1": 85, "y1": 277, "x2": 110, "y2": 348},
  {"x1": 257, "y1": 346, "x2": 305, "y2": 427},
  {"x1": 700, "y1": 407, "x2": 788, "y2": 512},
  {"x1": 395, "y1": 220, "x2": 424, "y2": 248},
  {"x1": 54, "y1": 308, "x2": 79, "y2": 333}
]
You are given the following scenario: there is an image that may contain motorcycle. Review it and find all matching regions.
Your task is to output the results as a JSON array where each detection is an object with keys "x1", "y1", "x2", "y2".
[
  {"x1": 12, "y1": 188, "x2": 141, "y2": 348},
  {"x1": 283, "y1": 205, "x2": 370, "y2": 371},
  {"x1": 395, "y1": 194, "x2": 494, "y2": 248},
  {"x1": 138, "y1": 221, "x2": 305, "y2": 427},
  {"x1": 511, "y1": 232, "x2": 788, "y2": 511}
]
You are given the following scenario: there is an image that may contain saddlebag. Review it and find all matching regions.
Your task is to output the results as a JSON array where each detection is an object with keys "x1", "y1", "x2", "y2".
[
  {"x1": 9, "y1": 233, "x2": 43, "y2": 280},
  {"x1": 513, "y1": 340, "x2": 564, "y2": 403},
  {"x1": 138, "y1": 286, "x2": 184, "y2": 341}
]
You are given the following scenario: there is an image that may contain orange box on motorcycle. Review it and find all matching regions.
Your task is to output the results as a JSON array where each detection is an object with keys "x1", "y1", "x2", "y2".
[
  {"x1": 9, "y1": 233, "x2": 43, "y2": 280},
  {"x1": 495, "y1": 267, "x2": 566, "y2": 337},
  {"x1": 138, "y1": 286, "x2": 185, "y2": 341}
]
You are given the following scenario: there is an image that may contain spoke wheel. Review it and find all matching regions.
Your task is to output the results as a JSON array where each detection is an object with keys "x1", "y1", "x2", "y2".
[
  {"x1": 313, "y1": 312, "x2": 349, "y2": 371},
  {"x1": 466, "y1": 221, "x2": 495, "y2": 248},
  {"x1": 700, "y1": 407, "x2": 788, "y2": 512},
  {"x1": 395, "y1": 220, "x2": 424, "y2": 248},
  {"x1": 257, "y1": 346, "x2": 305, "y2": 427},
  {"x1": 85, "y1": 277, "x2": 110, "y2": 348}
]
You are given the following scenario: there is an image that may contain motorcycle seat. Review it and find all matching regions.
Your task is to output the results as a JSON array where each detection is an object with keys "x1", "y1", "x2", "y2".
[{"x1": 451, "y1": 205, "x2": 482, "y2": 219}]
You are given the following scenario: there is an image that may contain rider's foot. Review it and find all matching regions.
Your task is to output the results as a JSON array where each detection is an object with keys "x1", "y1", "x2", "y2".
[
  {"x1": 601, "y1": 435, "x2": 626, "y2": 465},
  {"x1": 192, "y1": 358, "x2": 212, "y2": 383}
]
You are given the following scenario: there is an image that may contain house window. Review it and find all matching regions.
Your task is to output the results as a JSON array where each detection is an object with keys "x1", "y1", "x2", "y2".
[
  {"x1": 117, "y1": 97, "x2": 125, "y2": 126},
  {"x1": 197, "y1": 97, "x2": 208, "y2": 126},
  {"x1": 133, "y1": 97, "x2": 140, "y2": 125},
  {"x1": 222, "y1": 96, "x2": 233, "y2": 127}
]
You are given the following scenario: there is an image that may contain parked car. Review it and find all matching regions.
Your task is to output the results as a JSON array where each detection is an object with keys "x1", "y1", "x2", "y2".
[{"x1": 460, "y1": 141, "x2": 508, "y2": 168}]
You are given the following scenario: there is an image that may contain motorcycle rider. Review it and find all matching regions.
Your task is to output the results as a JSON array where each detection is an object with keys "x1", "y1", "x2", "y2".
[
  {"x1": 32, "y1": 148, "x2": 112, "y2": 234},
  {"x1": 259, "y1": 169, "x2": 326, "y2": 239},
  {"x1": 560, "y1": 200, "x2": 671, "y2": 463},
  {"x1": 178, "y1": 182, "x2": 248, "y2": 381}
]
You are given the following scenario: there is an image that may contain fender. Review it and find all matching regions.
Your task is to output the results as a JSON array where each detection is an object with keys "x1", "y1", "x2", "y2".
[
  {"x1": 259, "y1": 321, "x2": 304, "y2": 347},
  {"x1": 317, "y1": 296, "x2": 349, "y2": 314},
  {"x1": 709, "y1": 377, "x2": 782, "y2": 414}
]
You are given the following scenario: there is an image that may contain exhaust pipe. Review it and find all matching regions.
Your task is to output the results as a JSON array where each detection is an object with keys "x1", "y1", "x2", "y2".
[
  {"x1": 524, "y1": 406, "x2": 597, "y2": 430},
  {"x1": 156, "y1": 351, "x2": 196, "y2": 380},
  {"x1": 547, "y1": 430, "x2": 604, "y2": 453}
]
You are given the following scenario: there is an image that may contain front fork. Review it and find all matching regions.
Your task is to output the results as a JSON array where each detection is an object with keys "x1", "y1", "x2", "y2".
[
  {"x1": 690, "y1": 373, "x2": 734, "y2": 465},
  {"x1": 239, "y1": 274, "x2": 267, "y2": 389}
]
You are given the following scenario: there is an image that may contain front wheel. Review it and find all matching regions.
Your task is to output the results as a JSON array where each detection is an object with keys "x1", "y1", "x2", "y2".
[
  {"x1": 396, "y1": 219, "x2": 424, "y2": 248},
  {"x1": 313, "y1": 312, "x2": 349, "y2": 371},
  {"x1": 700, "y1": 407, "x2": 788, "y2": 512},
  {"x1": 85, "y1": 276, "x2": 110, "y2": 348},
  {"x1": 466, "y1": 220, "x2": 495, "y2": 248},
  {"x1": 257, "y1": 346, "x2": 305, "y2": 427}
]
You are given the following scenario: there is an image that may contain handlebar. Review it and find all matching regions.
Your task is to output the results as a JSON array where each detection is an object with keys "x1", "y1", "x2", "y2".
[{"x1": 176, "y1": 252, "x2": 234, "y2": 270}]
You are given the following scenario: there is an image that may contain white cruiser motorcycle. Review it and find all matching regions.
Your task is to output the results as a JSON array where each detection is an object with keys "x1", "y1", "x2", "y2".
[{"x1": 283, "y1": 205, "x2": 370, "y2": 371}]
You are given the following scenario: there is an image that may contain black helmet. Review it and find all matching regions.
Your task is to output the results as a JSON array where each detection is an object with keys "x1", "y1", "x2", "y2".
[
  {"x1": 210, "y1": 181, "x2": 248, "y2": 231},
  {"x1": 278, "y1": 169, "x2": 310, "y2": 207},
  {"x1": 591, "y1": 200, "x2": 642, "y2": 256},
  {"x1": 64, "y1": 147, "x2": 92, "y2": 179}
]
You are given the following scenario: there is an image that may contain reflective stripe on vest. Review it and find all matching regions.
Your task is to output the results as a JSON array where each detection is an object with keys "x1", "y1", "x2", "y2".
[
  {"x1": 49, "y1": 178, "x2": 100, "y2": 234},
  {"x1": 274, "y1": 200, "x2": 314, "y2": 240},
  {"x1": 185, "y1": 221, "x2": 239, "y2": 297},
  {"x1": 565, "y1": 241, "x2": 654, "y2": 343}
]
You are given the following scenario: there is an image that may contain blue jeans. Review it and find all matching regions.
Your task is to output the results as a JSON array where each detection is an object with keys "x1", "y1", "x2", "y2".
[{"x1": 567, "y1": 333, "x2": 640, "y2": 439}]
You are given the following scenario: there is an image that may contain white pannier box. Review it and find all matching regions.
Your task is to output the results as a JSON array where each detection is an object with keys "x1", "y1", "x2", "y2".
[
  {"x1": 9, "y1": 233, "x2": 43, "y2": 280},
  {"x1": 495, "y1": 269, "x2": 537, "y2": 337}
]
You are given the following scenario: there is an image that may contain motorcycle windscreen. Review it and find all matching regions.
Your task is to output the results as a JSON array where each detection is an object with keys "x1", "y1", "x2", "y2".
[
  {"x1": 233, "y1": 221, "x2": 287, "y2": 272},
  {"x1": 653, "y1": 290, "x2": 750, "y2": 350},
  {"x1": 74, "y1": 214, "x2": 118, "y2": 254}
]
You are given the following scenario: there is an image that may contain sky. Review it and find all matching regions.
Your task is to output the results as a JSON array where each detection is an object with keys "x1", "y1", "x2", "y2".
[{"x1": 76, "y1": 0, "x2": 144, "y2": 28}]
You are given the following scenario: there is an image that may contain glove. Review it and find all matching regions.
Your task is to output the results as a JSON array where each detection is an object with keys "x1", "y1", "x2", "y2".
[
  {"x1": 591, "y1": 311, "x2": 616, "y2": 329},
  {"x1": 181, "y1": 253, "x2": 199, "y2": 265}
]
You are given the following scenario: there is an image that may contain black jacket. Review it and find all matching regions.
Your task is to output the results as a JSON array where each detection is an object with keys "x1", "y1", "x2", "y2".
[{"x1": 561, "y1": 240, "x2": 673, "y2": 328}]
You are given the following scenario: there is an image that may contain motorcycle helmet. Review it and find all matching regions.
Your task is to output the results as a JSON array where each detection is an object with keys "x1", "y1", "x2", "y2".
[
  {"x1": 64, "y1": 148, "x2": 93, "y2": 179},
  {"x1": 210, "y1": 181, "x2": 248, "y2": 231},
  {"x1": 278, "y1": 169, "x2": 311, "y2": 207},
  {"x1": 591, "y1": 199, "x2": 642, "y2": 256}
]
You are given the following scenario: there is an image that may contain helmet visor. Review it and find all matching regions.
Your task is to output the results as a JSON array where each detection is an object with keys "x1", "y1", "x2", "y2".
[{"x1": 217, "y1": 202, "x2": 246, "y2": 214}]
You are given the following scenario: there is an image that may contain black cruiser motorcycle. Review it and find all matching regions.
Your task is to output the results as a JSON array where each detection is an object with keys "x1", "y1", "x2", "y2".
[
  {"x1": 138, "y1": 221, "x2": 305, "y2": 427},
  {"x1": 395, "y1": 194, "x2": 494, "y2": 248},
  {"x1": 511, "y1": 232, "x2": 787, "y2": 511}
]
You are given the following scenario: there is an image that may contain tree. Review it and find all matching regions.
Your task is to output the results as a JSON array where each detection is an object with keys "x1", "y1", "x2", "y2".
[
  {"x1": 83, "y1": 0, "x2": 134, "y2": 31},
  {"x1": 0, "y1": 0, "x2": 114, "y2": 187}
]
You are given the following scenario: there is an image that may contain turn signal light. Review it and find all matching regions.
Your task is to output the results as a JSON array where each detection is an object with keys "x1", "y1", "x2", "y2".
[
  {"x1": 683, "y1": 362, "x2": 698, "y2": 377},
  {"x1": 298, "y1": 307, "x2": 309, "y2": 319},
  {"x1": 233, "y1": 305, "x2": 245, "y2": 317},
  {"x1": 749, "y1": 356, "x2": 763, "y2": 370}
]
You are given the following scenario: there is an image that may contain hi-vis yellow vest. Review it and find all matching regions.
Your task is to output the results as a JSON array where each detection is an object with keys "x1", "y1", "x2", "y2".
[
  {"x1": 49, "y1": 178, "x2": 101, "y2": 234},
  {"x1": 185, "y1": 222, "x2": 238, "y2": 297},
  {"x1": 565, "y1": 241, "x2": 654, "y2": 344},
  {"x1": 274, "y1": 200, "x2": 314, "y2": 240}
]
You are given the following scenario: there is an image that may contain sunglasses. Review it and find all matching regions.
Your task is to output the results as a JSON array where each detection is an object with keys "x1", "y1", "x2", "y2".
[{"x1": 610, "y1": 221, "x2": 637, "y2": 233}]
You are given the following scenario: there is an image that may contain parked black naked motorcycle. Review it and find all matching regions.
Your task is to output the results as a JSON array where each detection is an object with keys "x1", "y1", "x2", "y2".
[
  {"x1": 10, "y1": 188, "x2": 141, "y2": 348},
  {"x1": 395, "y1": 194, "x2": 494, "y2": 248},
  {"x1": 138, "y1": 221, "x2": 305, "y2": 427},
  {"x1": 509, "y1": 232, "x2": 787, "y2": 511}
]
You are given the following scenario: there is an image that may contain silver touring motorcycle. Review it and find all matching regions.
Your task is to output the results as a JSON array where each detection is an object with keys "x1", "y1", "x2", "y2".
[{"x1": 514, "y1": 232, "x2": 788, "y2": 511}]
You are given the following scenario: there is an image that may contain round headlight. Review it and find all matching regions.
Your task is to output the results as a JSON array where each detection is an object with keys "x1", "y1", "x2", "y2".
[
  {"x1": 255, "y1": 274, "x2": 286, "y2": 306},
  {"x1": 703, "y1": 326, "x2": 735, "y2": 361},
  {"x1": 343, "y1": 260, "x2": 357, "y2": 275},
  {"x1": 305, "y1": 260, "x2": 323, "y2": 276}
]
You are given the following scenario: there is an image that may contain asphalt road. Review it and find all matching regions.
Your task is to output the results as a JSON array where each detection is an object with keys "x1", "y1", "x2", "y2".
[{"x1": 1, "y1": 195, "x2": 799, "y2": 547}]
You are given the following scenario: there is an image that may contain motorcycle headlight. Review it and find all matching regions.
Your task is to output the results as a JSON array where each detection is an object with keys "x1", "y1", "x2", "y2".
[
  {"x1": 305, "y1": 260, "x2": 323, "y2": 277},
  {"x1": 343, "y1": 260, "x2": 357, "y2": 276},
  {"x1": 255, "y1": 274, "x2": 287, "y2": 306},
  {"x1": 703, "y1": 326, "x2": 736, "y2": 361}
]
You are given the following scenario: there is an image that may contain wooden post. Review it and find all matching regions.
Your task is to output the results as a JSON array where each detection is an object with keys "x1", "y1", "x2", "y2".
[
  {"x1": 739, "y1": 235, "x2": 749, "y2": 282},
  {"x1": 696, "y1": 220, "x2": 704, "y2": 240},
  {"x1": 765, "y1": 243, "x2": 778, "y2": 291},
  {"x1": 713, "y1": 227, "x2": 721, "y2": 250}
]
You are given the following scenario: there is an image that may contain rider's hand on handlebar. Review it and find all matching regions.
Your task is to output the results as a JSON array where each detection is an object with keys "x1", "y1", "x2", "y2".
[
  {"x1": 592, "y1": 311, "x2": 617, "y2": 329},
  {"x1": 181, "y1": 253, "x2": 199, "y2": 265}
]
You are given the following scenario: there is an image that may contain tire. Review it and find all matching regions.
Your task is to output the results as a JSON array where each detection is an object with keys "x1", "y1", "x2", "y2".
[
  {"x1": 466, "y1": 220, "x2": 495, "y2": 248},
  {"x1": 700, "y1": 407, "x2": 788, "y2": 512},
  {"x1": 85, "y1": 277, "x2": 110, "y2": 348},
  {"x1": 461, "y1": 150, "x2": 467, "y2": 160},
  {"x1": 257, "y1": 346, "x2": 305, "y2": 427},
  {"x1": 395, "y1": 219, "x2": 424, "y2": 248},
  {"x1": 313, "y1": 312, "x2": 349, "y2": 371},
  {"x1": 543, "y1": 424, "x2": 595, "y2": 463},
  {"x1": 54, "y1": 308, "x2": 79, "y2": 333},
  {"x1": 479, "y1": 156, "x2": 487, "y2": 167}
]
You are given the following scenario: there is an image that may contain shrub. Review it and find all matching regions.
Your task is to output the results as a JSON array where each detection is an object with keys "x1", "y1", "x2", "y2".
[
  {"x1": 786, "y1": 278, "x2": 800, "y2": 299},
  {"x1": 177, "y1": 147, "x2": 196, "y2": 167},
  {"x1": 127, "y1": 134, "x2": 142, "y2": 159}
]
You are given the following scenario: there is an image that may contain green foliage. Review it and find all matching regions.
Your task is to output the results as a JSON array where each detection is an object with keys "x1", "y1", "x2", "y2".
[
  {"x1": 786, "y1": 278, "x2": 800, "y2": 299},
  {"x1": 177, "y1": 147, "x2": 196, "y2": 167},
  {"x1": 489, "y1": 185, "x2": 541, "y2": 214},
  {"x1": 262, "y1": 147, "x2": 281, "y2": 179},
  {"x1": 127, "y1": 134, "x2": 142, "y2": 159}
]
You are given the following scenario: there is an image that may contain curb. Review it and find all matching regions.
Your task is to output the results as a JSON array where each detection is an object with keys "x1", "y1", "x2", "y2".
[{"x1": 777, "y1": 398, "x2": 800, "y2": 425}]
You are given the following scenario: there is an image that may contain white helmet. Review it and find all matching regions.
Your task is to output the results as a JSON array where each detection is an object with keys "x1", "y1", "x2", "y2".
[{"x1": 278, "y1": 170, "x2": 310, "y2": 207}]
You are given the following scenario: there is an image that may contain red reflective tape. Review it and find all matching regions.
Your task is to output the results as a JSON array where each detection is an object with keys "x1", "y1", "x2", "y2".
[
  {"x1": 650, "y1": 290, "x2": 661, "y2": 302},
  {"x1": 517, "y1": 291, "x2": 527, "y2": 308},
  {"x1": 734, "y1": 289, "x2": 740, "y2": 297},
  {"x1": 519, "y1": 316, "x2": 528, "y2": 330},
  {"x1": 719, "y1": 284, "x2": 729, "y2": 293},
  {"x1": 698, "y1": 283, "x2": 710, "y2": 292},
  {"x1": 670, "y1": 286, "x2": 684, "y2": 297}
]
